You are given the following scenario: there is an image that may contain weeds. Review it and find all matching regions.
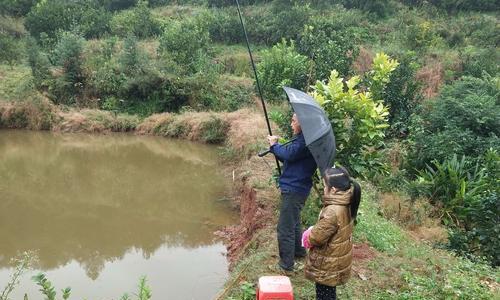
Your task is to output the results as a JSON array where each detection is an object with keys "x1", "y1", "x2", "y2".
[
  {"x1": 0, "y1": 252, "x2": 35, "y2": 300},
  {"x1": 31, "y1": 273, "x2": 71, "y2": 300}
]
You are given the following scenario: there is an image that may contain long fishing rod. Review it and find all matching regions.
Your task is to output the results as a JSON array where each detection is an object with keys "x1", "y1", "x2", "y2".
[
  {"x1": 257, "y1": 137, "x2": 297, "y2": 157},
  {"x1": 234, "y1": 0, "x2": 281, "y2": 175}
]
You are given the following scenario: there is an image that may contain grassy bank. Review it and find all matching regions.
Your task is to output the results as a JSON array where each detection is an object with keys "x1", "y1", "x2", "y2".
[{"x1": 218, "y1": 183, "x2": 499, "y2": 300}]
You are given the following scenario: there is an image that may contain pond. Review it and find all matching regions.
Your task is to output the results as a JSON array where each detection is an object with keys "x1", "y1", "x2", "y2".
[{"x1": 0, "y1": 130, "x2": 237, "y2": 300}]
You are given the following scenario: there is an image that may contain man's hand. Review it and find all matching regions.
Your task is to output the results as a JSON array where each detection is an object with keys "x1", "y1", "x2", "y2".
[{"x1": 267, "y1": 135, "x2": 279, "y2": 146}]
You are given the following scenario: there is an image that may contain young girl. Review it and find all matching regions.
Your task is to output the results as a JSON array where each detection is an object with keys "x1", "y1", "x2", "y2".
[{"x1": 302, "y1": 167, "x2": 361, "y2": 300}]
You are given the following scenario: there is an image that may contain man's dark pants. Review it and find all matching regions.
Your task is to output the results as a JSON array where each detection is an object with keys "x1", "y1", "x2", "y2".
[{"x1": 277, "y1": 191, "x2": 308, "y2": 270}]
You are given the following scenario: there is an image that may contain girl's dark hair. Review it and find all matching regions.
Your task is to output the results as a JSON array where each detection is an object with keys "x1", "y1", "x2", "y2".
[{"x1": 324, "y1": 166, "x2": 362, "y2": 221}]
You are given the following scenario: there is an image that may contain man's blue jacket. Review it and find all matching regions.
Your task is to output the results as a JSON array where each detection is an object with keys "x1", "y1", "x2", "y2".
[{"x1": 270, "y1": 133, "x2": 317, "y2": 196}]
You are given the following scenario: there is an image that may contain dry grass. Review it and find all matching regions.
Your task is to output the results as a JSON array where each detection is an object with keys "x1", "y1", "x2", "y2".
[
  {"x1": 379, "y1": 192, "x2": 447, "y2": 243},
  {"x1": 353, "y1": 46, "x2": 375, "y2": 75},
  {"x1": 416, "y1": 59, "x2": 444, "y2": 99},
  {"x1": 53, "y1": 109, "x2": 139, "y2": 133}
]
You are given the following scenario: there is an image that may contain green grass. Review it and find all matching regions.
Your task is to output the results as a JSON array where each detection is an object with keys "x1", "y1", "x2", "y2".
[
  {"x1": 222, "y1": 183, "x2": 499, "y2": 300},
  {"x1": 0, "y1": 64, "x2": 35, "y2": 101}
]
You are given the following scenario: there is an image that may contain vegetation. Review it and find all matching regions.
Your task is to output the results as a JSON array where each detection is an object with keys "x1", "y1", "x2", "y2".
[{"x1": 0, "y1": 0, "x2": 499, "y2": 297}]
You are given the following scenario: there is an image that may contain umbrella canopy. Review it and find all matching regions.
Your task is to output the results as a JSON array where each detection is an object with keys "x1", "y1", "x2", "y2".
[{"x1": 283, "y1": 87, "x2": 336, "y2": 175}]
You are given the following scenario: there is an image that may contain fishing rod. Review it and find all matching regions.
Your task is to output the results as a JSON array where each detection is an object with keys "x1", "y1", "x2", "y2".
[
  {"x1": 257, "y1": 137, "x2": 297, "y2": 157},
  {"x1": 234, "y1": 0, "x2": 281, "y2": 175}
]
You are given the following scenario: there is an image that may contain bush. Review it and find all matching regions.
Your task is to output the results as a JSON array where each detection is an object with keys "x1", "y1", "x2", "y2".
[
  {"x1": 312, "y1": 69, "x2": 390, "y2": 178},
  {"x1": 460, "y1": 46, "x2": 499, "y2": 78},
  {"x1": 26, "y1": 37, "x2": 51, "y2": 90},
  {"x1": 25, "y1": 0, "x2": 110, "y2": 40},
  {"x1": 381, "y1": 55, "x2": 422, "y2": 136},
  {"x1": 207, "y1": 0, "x2": 271, "y2": 7},
  {"x1": 0, "y1": 33, "x2": 23, "y2": 67},
  {"x1": 49, "y1": 32, "x2": 86, "y2": 105},
  {"x1": 109, "y1": 1, "x2": 160, "y2": 38},
  {"x1": 405, "y1": 20, "x2": 443, "y2": 50},
  {"x1": 158, "y1": 18, "x2": 211, "y2": 74},
  {"x1": 206, "y1": 9, "x2": 243, "y2": 44},
  {"x1": 199, "y1": 116, "x2": 229, "y2": 143},
  {"x1": 404, "y1": 0, "x2": 500, "y2": 12},
  {"x1": 298, "y1": 17, "x2": 359, "y2": 80},
  {"x1": 407, "y1": 76, "x2": 500, "y2": 171},
  {"x1": 0, "y1": 0, "x2": 37, "y2": 16},
  {"x1": 268, "y1": 3, "x2": 312, "y2": 44},
  {"x1": 342, "y1": 0, "x2": 395, "y2": 18},
  {"x1": 409, "y1": 150, "x2": 500, "y2": 265},
  {"x1": 257, "y1": 40, "x2": 311, "y2": 101}
]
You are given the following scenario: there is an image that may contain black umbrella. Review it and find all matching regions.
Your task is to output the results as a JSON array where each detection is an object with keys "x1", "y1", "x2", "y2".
[{"x1": 283, "y1": 87, "x2": 336, "y2": 175}]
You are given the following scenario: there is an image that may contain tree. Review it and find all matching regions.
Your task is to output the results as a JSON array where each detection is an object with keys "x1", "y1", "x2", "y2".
[{"x1": 0, "y1": 33, "x2": 22, "y2": 68}]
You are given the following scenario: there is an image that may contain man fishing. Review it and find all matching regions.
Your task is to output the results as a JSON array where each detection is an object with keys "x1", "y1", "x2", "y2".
[{"x1": 267, "y1": 113, "x2": 317, "y2": 272}]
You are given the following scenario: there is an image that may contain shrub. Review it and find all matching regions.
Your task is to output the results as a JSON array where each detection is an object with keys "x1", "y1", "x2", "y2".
[
  {"x1": 257, "y1": 40, "x2": 311, "y2": 101},
  {"x1": 206, "y1": 9, "x2": 243, "y2": 44},
  {"x1": 409, "y1": 150, "x2": 500, "y2": 265},
  {"x1": 25, "y1": 0, "x2": 110, "y2": 40},
  {"x1": 407, "y1": 76, "x2": 500, "y2": 171},
  {"x1": 101, "y1": 0, "x2": 137, "y2": 11},
  {"x1": 207, "y1": 0, "x2": 271, "y2": 7},
  {"x1": 199, "y1": 116, "x2": 229, "y2": 144},
  {"x1": 268, "y1": 3, "x2": 312, "y2": 44},
  {"x1": 0, "y1": 0, "x2": 37, "y2": 16},
  {"x1": 381, "y1": 55, "x2": 422, "y2": 136},
  {"x1": 49, "y1": 31, "x2": 86, "y2": 105},
  {"x1": 26, "y1": 37, "x2": 51, "y2": 90},
  {"x1": 460, "y1": 46, "x2": 499, "y2": 78},
  {"x1": 0, "y1": 33, "x2": 23, "y2": 67},
  {"x1": 298, "y1": 18, "x2": 359, "y2": 80},
  {"x1": 342, "y1": 0, "x2": 395, "y2": 18},
  {"x1": 312, "y1": 69, "x2": 390, "y2": 178},
  {"x1": 109, "y1": 1, "x2": 160, "y2": 38},
  {"x1": 405, "y1": 20, "x2": 442, "y2": 50},
  {"x1": 158, "y1": 18, "x2": 211, "y2": 74},
  {"x1": 404, "y1": 0, "x2": 500, "y2": 12}
]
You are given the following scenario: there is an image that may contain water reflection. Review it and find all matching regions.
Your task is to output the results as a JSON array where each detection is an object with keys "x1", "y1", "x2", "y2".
[{"x1": 0, "y1": 130, "x2": 235, "y2": 298}]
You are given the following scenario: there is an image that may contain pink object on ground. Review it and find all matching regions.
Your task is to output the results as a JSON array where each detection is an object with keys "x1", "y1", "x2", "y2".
[
  {"x1": 256, "y1": 276, "x2": 294, "y2": 300},
  {"x1": 301, "y1": 226, "x2": 313, "y2": 249}
]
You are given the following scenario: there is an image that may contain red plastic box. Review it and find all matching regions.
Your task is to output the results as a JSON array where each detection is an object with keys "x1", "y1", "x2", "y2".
[{"x1": 256, "y1": 276, "x2": 294, "y2": 300}]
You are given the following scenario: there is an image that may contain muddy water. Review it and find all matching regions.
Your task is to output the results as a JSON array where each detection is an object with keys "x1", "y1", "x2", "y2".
[{"x1": 0, "y1": 130, "x2": 237, "y2": 300}]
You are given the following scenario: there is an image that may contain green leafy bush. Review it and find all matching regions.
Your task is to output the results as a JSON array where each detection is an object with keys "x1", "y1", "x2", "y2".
[
  {"x1": 312, "y1": 69, "x2": 390, "y2": 178},
  {"x1": 403, "y1": 0, "x2": 499, "y2": 12},
  {"x1": 0, "y1": 33, "x2": 23, "y2": 67},
  {"x1": 407, "y1": 76, "x2": 500, "y2": 171},
  {"x1": 257, "y1": 40, "x2": 311, "y2": 101},
  {"x1": 409, "y1": 150, "x2": 500, "y2": 265},
  {"x1": 26, "y1": 37, "x2": 51, "y2": 89},
  {"x1": 158, "y1": 18, "x2": 211, "y2": 74},
  {"x1": 460, "y1": 46, "x2": 499, "y2": 78},
  {"x1": 342, "y1": 0, "x2": 395, "y2": 18},
  {"x1": 199, "y1": 116, "x2": 229, "y2": 143},
  {"x1": 48, "y1": 32, "x2": 85, "y2": 105},
  {"x1": 206, "y1": 9, "x2": 243, "y2": 44},
  {"x1": 268, "y1": 3, "x2": 312, "y2": 44},
  {"x1": 298, "y1": 17, "x2": 359, "y2": 80},
  {"x1": 25, "y1": 0, "x2": 110, "y2": 40},
  {"x1": 405, "y1": 20, "x2": 443, "y2": 50},
  {"x1": 0, "y1": 0, "x2": 37, "y2": 16},
  {"x1": 109, "y1": 1, "x2": 160, "y2": 38},
  {"x1": 381, "y1": 55, "x2": 422, "y2": 136}
]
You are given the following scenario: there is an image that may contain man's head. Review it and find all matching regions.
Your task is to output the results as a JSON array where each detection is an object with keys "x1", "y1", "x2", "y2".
[{"x1": 291, "y1": 113, "x2": 301, "y2": 135}]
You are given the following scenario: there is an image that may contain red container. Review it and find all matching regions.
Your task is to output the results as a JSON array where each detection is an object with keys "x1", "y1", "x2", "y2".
[{"x1": 256, "y1": 276, "x2": 294, "y2": 300}]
